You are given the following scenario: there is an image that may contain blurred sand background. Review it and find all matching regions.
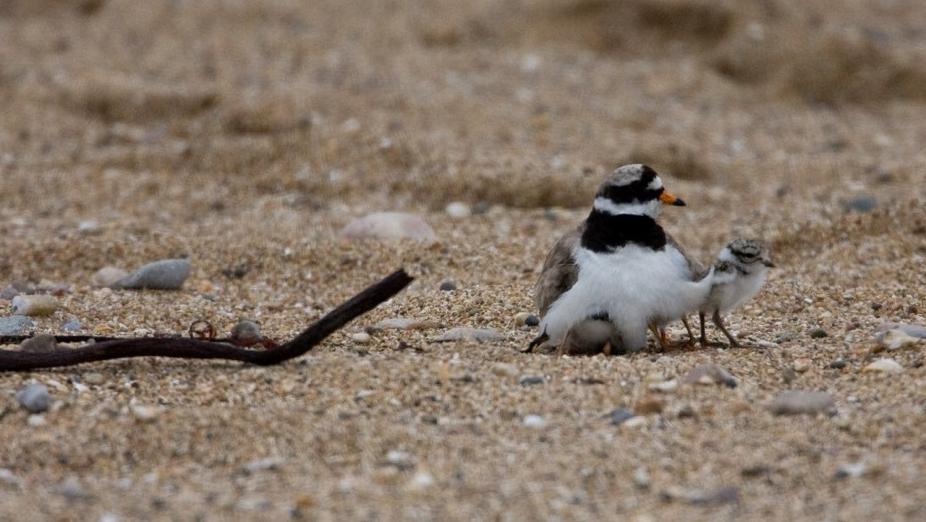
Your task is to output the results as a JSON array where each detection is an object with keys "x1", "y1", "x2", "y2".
[{"x1": 1, "y1": 0, "x2": 925, "y2": 520}]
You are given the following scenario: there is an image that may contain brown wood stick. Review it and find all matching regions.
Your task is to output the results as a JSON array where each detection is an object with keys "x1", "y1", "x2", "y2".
[{"x1": 0, "y1": 269, "x2": 413, "y2": 372}]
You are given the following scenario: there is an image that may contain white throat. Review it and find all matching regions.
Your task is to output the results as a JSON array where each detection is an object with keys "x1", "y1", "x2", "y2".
[{"x1": 592, "y1": 197, "x2": 661, "y2": 218}]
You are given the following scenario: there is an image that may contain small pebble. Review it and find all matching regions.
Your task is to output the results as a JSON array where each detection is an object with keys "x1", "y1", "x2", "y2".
[
  {"x1": 832, "y1": 415, "x2": 852, "y2": 430},
  {"x1": 444, "y1": 201, "x2": 471, "y2": 219},
  {"x1": 835, "y1": 462, "x2": 868, "y2": 479},
  {"x1": 513, "y1": 312, "x2": 540, "y2": 327},
  {"x1": 863, "y1": 358, "x2": 903, "y2": 374},
  {"x1": 11, "y1": 295, "x2": 58, "y2": 317},
  {"x1": 809, "y1": 328, "x2": 828, "y2": 339},
  {"x1": 523, "y1": 415, "x2": 546, "y2": 428},
  {"x1": 131, "y1": 405, "x2": 162, "y2": 422},
  {"x1": 340, "y1": 212, "x2": 436, "y2": 242},
  {"x1": 878, "y1": 322, "x2": 926, "y2": 339},
  {"x1": 878, "y1": 329, "x2": 920, "y2": 350},
  {"x1": 350, "y1": 332, "x2": 371, "y2": 344},
  {"x1": 661, "y1": 486, "x2": 740, "y2": 506},
  {"x1": 385, "y1": 450, "x2": 415, "y2": 470},
  {"x1": 634, "y1": 397, "x2": 664, "y2": 415},
  {"x1": 774, "y1": 331, "x2": 797, "y2": 343},
  {"x1": 827, "y1": 360, "x2": 848, "y2": 369},
  {"x1": 62, "y1": 319, "x2": 81, "y2": 332},
  {"x1": 54, "y1": 477, "x2": 88, "y2": 500},
  {"x1": 242, "y1": 457, "x2": 284, "y2": 474},
  {"x1": 230, "y1": 320, "x2": 262, "y2": 346},
  {"x1": 792, "y1": 358, "x2": 811, "y2": 373},
  {"x1": 433, "y1": 327, "x2": 503, "y2": 343},
  {"x1": 633, "y1": 467, "x2": 650, "y2": 489},
  {"x1": 491, "y1": 363, "x2": 518, "y2": 377},
  {"x1": 93, "y1": 266, "x2": 129, "y2": 287},
  {"x1": 83, "y1": 373, "x2": 105, "y2": 385},
  {"x1": 0, "y1": 281, "x2": 33, "y2": 300},
  {"x1": 36, "y1": 280, "x2": 70, "y2": 296},
  {"x1": 19, "y1": 334, "x2": 58, "y2": 353},
  {"x1": 407, "y1": 471, "x2": 435, "y2": 491},
  {"x1": 648, "y1": 379, "x2": 678, "y2": 393},
  {"x1": 111, "y1": 259, "x2": 191, "y2": 290},
  {"x1": 681, "y1": 364, "x2": 737, "y2": 388},
  {"x1": 0, "y1": 315, "x2": 34, "y2": 335},
  {"x1": 368, "y1": 318, "x2": 435, "y2": 332},
  {"x1": 842, "y1": 195, "x2": 877, "y2": 213},
  {"x1": 438, "y1": 280, "x2": 457, "y2": 291},
  {"x1": 608, "y1": 408, "x2": 635, "y2": 426},
  {"x1": 27, "y1": 415, "x2": 46, "y2": 427},
  {"x1": 17, "y1": 383, "x2": 50, "y2": 413},
  {"x1": 769, "y1": 390, "x2": 835, "y2": 415},
  {"x1": 0, "y1": 468, "x2": 21, "y2": 488},
  {"x1": 519, "y1": 376, "x2": 545, "y2": 386},
  {"x1": 77, "y1": 220, "x2": 101, "y2": 235}
]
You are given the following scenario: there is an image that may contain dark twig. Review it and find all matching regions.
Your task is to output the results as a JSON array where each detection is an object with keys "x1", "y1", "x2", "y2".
[{"x1": 0, "y1": 269, "x2": 413, "y2": 372}]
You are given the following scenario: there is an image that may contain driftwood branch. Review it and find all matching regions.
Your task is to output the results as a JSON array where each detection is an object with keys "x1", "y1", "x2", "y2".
[{"x1": 0, "y1": 269, "x2": 413, "y2": 372}]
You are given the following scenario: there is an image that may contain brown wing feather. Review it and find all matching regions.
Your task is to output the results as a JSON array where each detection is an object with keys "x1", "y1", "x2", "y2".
[
  {"x1": 534, "y1": 225, "x2": 583, "y2": 316},
  {"x1": 666, "y1": 232, "x2": 706, "y2": 279}
]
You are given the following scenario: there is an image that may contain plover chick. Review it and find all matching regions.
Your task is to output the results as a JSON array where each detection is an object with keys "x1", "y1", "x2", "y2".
[
  {"x1": 530, "y1": 164, "x2": 713, "y2": 355},
  {"x1": 698, "y1": 238, "x2": 775, "y2": 347}
]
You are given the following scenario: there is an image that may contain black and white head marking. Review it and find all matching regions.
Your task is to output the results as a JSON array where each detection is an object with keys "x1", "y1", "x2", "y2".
[
  {"x1": 718, "y1": 239, "x2": 775, "y2": 272},
  {"x1": 581, "y1": 164, "x2": 672, "y2": 252}
]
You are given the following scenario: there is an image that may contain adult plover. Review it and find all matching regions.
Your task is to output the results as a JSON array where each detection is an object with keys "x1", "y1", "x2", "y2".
[
  {"x1": 530, "y1": 164, "x2": 713, "y2": 355},
  {"x1": 697, "y1": 238, "x2": 775, "y2": 347}
]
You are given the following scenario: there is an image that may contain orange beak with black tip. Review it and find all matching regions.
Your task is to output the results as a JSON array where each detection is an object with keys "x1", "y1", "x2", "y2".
[{"x1": 659, "y1": 191, "x2": 686, "y2": 206}]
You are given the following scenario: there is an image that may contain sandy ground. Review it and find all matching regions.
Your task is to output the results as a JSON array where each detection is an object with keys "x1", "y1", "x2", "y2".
[{"x1": 1, "y1": 0, "x2": 926, "y2": 520}]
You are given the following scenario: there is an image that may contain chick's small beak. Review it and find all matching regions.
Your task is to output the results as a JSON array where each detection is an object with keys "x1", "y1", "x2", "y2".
[
  {"x1": 762, "y1": 259, "x2": 776, "y2": 268},
  {"x1": 659, "y1": 191, "x2": 686, "y2": 206}
]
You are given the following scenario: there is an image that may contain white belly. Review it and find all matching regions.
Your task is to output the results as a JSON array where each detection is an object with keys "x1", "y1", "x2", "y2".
[
  {"x1": 710, "y1": 271, "x2": 767, "y2": 313},
  {"x1": 541, "y1": 245, "x2": 712, "y2": 350}
]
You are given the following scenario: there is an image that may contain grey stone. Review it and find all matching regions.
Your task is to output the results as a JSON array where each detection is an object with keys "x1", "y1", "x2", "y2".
[
  {"x1": 681, "y1": 364, "x2": 738, "y2": 388},
  {"x1": 878, "y1": 322, "x2": 926, "y2": 339},
  {"x1": 432, "y1": 327, "x2": 503, "y2": 343},
  {"x1": 518, "y1": 376, "x2": 545, "y2": 386},
  {"x1": 843, "y1": 196, "x2": 877, "y2": 213},
  {"x1": 16, "y1": 383, "x2": 50, "y2": 413},
  {"x1": 0, "y1": 281, "x2": 33, "y2": 300},
  {"x1": 340, "y1": 212, "x2": 436, "y2": 242},
  {"x1": 62, "y1": 320, "x2": 81, "y2": 332},
  {"x1": 661, "y1": 486, "x2": 740, "y2": 506},
  {"x1": 230, "y1": 320, "x2": 262, "y2": 346},
  {"x1": 769, "y1": 390, "x2": 835, "y2": 415},
  {"x1": 112, "y1": 259, "x2": 191, "y2": 290},
  {"x1": 368, "y1": 318, "x2": 436, "y2": 332},
  {"x1": 438, "y1": 280, "x2": 457, "y2": 291},
  {"x1": 0, "y1": 316, "x2": 34, "y2": 336},
  {"x1": 20, "y1": 334, "x2": 58, "y2": 353},
  {"x1": 608, "y1": 408, "x2": 636, "y2": 426}
]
